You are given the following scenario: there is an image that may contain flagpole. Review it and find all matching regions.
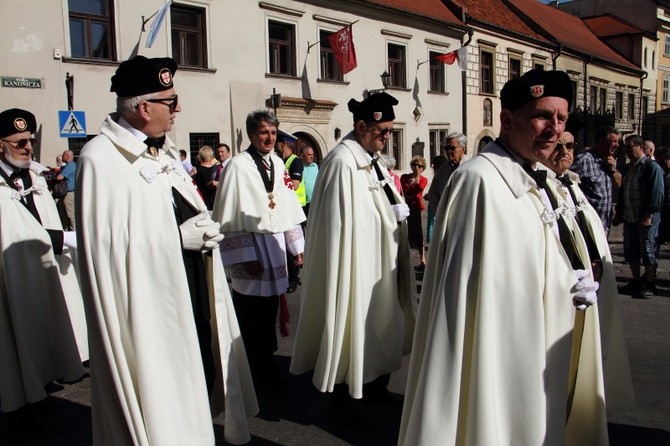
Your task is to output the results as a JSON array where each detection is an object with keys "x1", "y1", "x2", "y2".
[{"x1": 307, "y1": 20, "x2": 359, "y2": 53}]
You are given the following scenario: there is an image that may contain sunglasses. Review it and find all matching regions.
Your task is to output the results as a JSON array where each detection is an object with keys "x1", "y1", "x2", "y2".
[
  {"x1": 411, "y1": 163, "x2": 425, "y2": 168},
  {"x1": 557, "y1": 142, "x2": 574, "y2": 149},
  {"x1": 369, "y1": 124, "x2": 393, "y2": 136},
  {"x1": 2, "y1": 137, "x2": 37, "y2": 149},
  {"x1": 444, "y1": 145, "x2": 460, "y2": 150},
  {"x1": 145, "y1": 95, "x2": 179, "y2": 113}
]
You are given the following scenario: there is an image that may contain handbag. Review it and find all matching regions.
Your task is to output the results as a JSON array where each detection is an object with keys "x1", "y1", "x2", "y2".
[{"x1": 53, "y1": 180, "x2": 68, "y2": 199}]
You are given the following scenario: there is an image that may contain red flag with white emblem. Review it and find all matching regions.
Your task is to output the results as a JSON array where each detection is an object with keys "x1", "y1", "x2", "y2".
[{"x1": 327, "y1": 25, "x2": 358, "y2": 75}]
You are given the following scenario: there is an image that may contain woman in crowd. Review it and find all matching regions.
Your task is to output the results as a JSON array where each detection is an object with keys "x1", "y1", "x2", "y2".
[
  {"x1": 400, "y1": 155, "x2": 428, "y2": 270},
  {"x1": 193, "y1": 145, "x2": 219, "y2": 210}
]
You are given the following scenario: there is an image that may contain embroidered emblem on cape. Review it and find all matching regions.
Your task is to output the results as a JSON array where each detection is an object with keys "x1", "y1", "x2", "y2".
[
  {"x1": 575, "y1": 197, "x2": 588, "y2": 213},
  {"x1": 13, "y1": 117, "x2": 27, "y2": 132},
  {"x1": 373, "y1": 111, "x2": 382, "y2": 121},
  {"x1": 139, "y1": 160, "x2": 182, "y2": 183},
  {"x1": 540, "y1": 205, "x2": 559, "y2": 227},
  {"x1": 368, "y1": 175, "x2": 394, "y2": 192},
  {"x1": 159, "y1": 68, "x2": 172, "y2": 87},
  {"x1": 8, "y1": 182, "x2": 45, "y2": 200},
  {"x1": 530, "y1": 84, "x2": 544, "y2": 98}
]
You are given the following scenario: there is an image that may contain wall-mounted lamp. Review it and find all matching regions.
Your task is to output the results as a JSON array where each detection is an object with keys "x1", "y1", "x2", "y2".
[
  {"x1": 334, "y1": 127, "x2": 341, "y2": 140},
  {"x1": 380, "y1": 71, "x2": 391, "y2": 89}
]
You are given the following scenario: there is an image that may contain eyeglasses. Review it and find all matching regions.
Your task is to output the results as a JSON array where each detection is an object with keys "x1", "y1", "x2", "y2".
[
  {"x1": 443, "y1": 145, "x2": 461, "y2": 151},
  {"x1": 145, "y1": 95, "x2": 179, "y2": 113},
  {"x1": 368, "y1": 124, "x2": 393, "y2": 136},
  {"x1": 1, "y1": 138, "x2": 37, "y2": 149},
  {"x1": 557, "y1": 142, "x2": 575, "y2": 149},
  {"x1": 411, "y1": 163, "x2": 425, "y2": 168}
]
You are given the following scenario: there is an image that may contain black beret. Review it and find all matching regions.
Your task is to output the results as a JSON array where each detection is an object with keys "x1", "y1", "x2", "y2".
[
  {"x1": 0, "y1": 108, "x2": 36, "y2": 138},
  {"x1": 110, "y1": 56, "x2": 178, "y2": 97},
  {"x1": 348, "y1": 91, "x2": 399, "y2": 123},
  {"x1": 500, "y1": 69, "x2": 572, "y2": 111},
  {"x1": 277, "y1": 129, "x2": 297, "y2": 144}
]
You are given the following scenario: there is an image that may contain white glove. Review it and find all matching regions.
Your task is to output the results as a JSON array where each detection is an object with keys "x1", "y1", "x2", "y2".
[
  {"x1": 63, "y1": 231, "x2": 77, "y2": 249},
  {"x1": 573, "y1": 269, "x2": 599, "y2": 310},
  {"x1": 392, "y1": 203, "x2": 410, "y2": 222},
  {"x1": 179, "y1": 212, "x2": 224, "y2": 252}
]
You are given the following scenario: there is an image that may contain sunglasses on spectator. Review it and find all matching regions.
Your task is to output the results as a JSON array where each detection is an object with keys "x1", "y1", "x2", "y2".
[
  {"x1": 411, "y1": 163, "x2": 425, "y2": 168},
  {"x1": 557, "y1": 142, "x2": 574, "y2": 149},
  {"x1": 368, "y1": 124, "x2": 393, "y2": 136},
  {"x1": 145, "y1": 95, "x2": 179, "y2": 113},
  {"x1": 1, "y1": 138, "x2": 37, "y2": 149}
]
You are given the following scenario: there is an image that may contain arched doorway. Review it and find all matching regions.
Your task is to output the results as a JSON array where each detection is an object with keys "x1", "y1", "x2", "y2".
[{"x1": 293, "y1": 131, "x2": 323, "y2": 162}]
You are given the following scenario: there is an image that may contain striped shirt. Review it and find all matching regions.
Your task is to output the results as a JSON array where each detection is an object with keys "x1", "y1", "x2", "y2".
[{"x1": 572, "y1": 150, "x2": 613, "y2": 231}]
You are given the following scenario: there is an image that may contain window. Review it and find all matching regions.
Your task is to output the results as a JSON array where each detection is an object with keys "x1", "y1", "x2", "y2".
[
  {"x1": 67, "y1": 135, "x2": 95, "y2": 158},
  {"x1": 268, "y1": 20, "x2": 296, "y2": 76},
  {"x1": 429, "y1": 129, "x2": 449, "y2": 159},
  {"x1": 642, "y1": 96, "x2": 648, "y2": 120},
  {"x1": 665, "y1": 35, "x2": 670, "y2": 56},
  {"x1": 319, "y1": 30, "x2": 343, "y2": 81},
  {"x1": 627, "y1": 93, "x2": 635, "y2": 120},
  {"x1": 599, "y1": 88, "x2": 607, "y2": 114},
  {"x1": 189, "y1": 133, "x2": 219, "y2": 161},
  {"x1": 570, "y1": 81, "x2": 578, "y2": 113},
  {"x1": 429, "y1": 51, "x2": 445, "y2": 92},
  {"x1": 509, "y1": 57, "x2": 521, "y2": 80},
  {"x1": 615, "y1": 92, "x2": 623, "y2": 119},
  {"x1": 171, "y1": 4, "x2": 206, "y2": 68},
  {"x1": 589, "y1": 85, "x2": 597, "y2": 114},
  {"x1": 480, "y1": 49, "x2": 494, "y2": 94},
  {"x1": 644, "y1": 47, "x2": 648, "y2": 68},
  {"x1": 383, "y1": 129, "x2": 403, "y2": 168},
  {"x1": 663, "y1": 75, "x2": 670, "y2": 104},
  {"x1": 68, "y1": 0, "x2": 115, "y2": 60},
  {"x1": 483, "y1": 98, "x2": 493, "y2": 126},
  {"x1": 387, "y1": 43, "x2": 407, "y2": 88}
]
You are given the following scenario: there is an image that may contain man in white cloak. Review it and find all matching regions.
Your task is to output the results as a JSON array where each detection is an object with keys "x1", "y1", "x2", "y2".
[
  {"x1": 399, "y1": 69, "x2": 609, "y2": 446},
  {"x1": 212, "y1": 110, "x2": 305, "y2": 391},
  {"x1": 76, "y1": 56, "x2": 257, "y2": 446},
  {"x1": 544, "y1": 131, "x2": 635, "y2": 410},
  {"x1": 290, "y1": 92, "x2": 415, "y2": 429},
  {"x1": 0, "y1": 108, "x2": 84, "y2": 438}
]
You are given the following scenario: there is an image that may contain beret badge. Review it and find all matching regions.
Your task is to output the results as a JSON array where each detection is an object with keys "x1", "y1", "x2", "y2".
[
  {"x1": 373, "y1": 112, "x2": 382, "y2": 121},
  {"x1": 530, "y1": 85, "x2": 544, "y2": 98},
  {"x1": 159, "y1": 68, "x2": 173, "y2": 87},
  {"x1": 13, "y1": 118, "x2": 27, "y2": 132}
]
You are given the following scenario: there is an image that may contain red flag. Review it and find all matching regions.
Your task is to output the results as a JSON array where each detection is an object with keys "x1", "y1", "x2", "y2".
[
  {"x1": 435, "y1": 50, "x2": 457, "y2": 64},
  {"x1": 327, "y1": 25, "x2": 357, "y2": 74}
]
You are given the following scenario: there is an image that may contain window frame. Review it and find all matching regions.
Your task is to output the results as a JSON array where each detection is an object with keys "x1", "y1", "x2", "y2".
[
  {"x1": 589, "y1": 85, "x2": 597, "y2": 114},
  {"x1": 318, "y1": 28, "x2": 343, "y2": 82},
  {"x1": 68, "y1": 0, "x2": 116, "y2": 60},
  {"x1": 508, "y1": 56, "x2": 521, "y2": 80},
  {"x1": 428, "y1": 50, "x2": 446, "y2": 93},
  {"x1": 429, "y1": 128, "x2": 449, "y2": 160},
  {"x1": 615, "y1": 91, "x2": 623, "y2": 120},
  {"x1": 599, "y1": 88, "x2": 607, "y2": 115},
  {"x1": 267, "y1": 18, "x2": 297, "y2": 77},
  {"x1": 480, "y1": 48, "x2": 495, "y2": 95},
  {"x1": 665, "y1": 35, "x2": 670, "y2": 56},
  {"x1": 383, "y1": 129, "x2": 403, "y2": 169},
  {"x1": 663, "y1": 75, "x2": 670, "y2": 104},
  {"x1": 387, "y1": 42, "x2": 407, "y2": 89},
  {"x1": 170, "y1": 3, "x2": 208, "y2": 68},
  {"x1": 627, "y1": 93, "x2": 635, "y2": 120}
]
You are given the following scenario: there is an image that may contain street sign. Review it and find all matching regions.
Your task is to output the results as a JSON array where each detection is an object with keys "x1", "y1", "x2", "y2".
[{"x1": 59, "y1": 110, "x2": 87, "y2": 137}]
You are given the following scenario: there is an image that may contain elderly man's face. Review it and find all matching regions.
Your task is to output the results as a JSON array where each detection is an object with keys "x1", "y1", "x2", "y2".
[
  {"x1": 444, "y1": 138, "x2": 465, "y2": 165},
  {"x1": 301, "y1": 147, "x2": 315, "y2": 165},
  {"x1": 250, "y1": 120, "x2": 277, "y2": 154},
  {"x1": 548, "y1": 131, "x2": 575, "y2": 174},
  {"x1": 357, "y1": 120, "x2": 393, "y2": 153},
  {"x1": 0, "y1": 130, "x2": 34, "y2": 169},
  {"x1": 501, "y1": 96, "x2": 569, "y2": 165},
  {"x1": 644, "y1": 140, "x2": 655, "y2": 158},
  {"x1": 595, "y1": 132, "x2": 620, "y2": 158},
  {"x1": 625, "y1": 139, "x2": 645, "y2": 162},
  {"x1": 145, "y1": 87, "x2": 180, "y2": 136}
]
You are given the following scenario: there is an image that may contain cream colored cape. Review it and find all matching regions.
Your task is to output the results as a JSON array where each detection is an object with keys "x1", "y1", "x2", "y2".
[
  {"x1": 289, "y1": 133, "x2": 416, "y2": 398},
  {"x1": 399, "y1": 143, "x2": 607, "y2": 446},
  {"x1": 212, "y1": 149, "x2": 305, "y2": 235},
  {"x1": 76, "y1": 114, "x2": 257, "y2": 446},
  {"x1": 0, "y1": 163, "x2": 84, "y2": 412},
  {"x1": 558, "y1": 169, "x2": 635, "y2": 409}
]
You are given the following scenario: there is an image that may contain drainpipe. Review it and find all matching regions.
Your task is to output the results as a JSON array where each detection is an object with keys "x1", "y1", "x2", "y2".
[
  {"x1": 462, "y1": 28, "x2": 473, "y2": 140},
  {"x1": 552, "y1": 43, "x2": 562, "y2": 70},
  {"x1": 639, "y1": 71, "x2": 648, "y2": 136},
  {"x1": 583, "y1": 58, "x2": 591, "y2": 146}
]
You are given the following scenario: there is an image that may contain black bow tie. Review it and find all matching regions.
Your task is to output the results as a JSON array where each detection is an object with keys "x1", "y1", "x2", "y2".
[
  {"x1": 557, "y1": 174, "x2": 573, "y2": 186},
  {"x1": 523, "y1": 164, "x2": 548, "y2": 189},
  {"x1": 144, "y1": 136, "x2": 166, "y2": 151},
  {"x1": 10, "y1": 168, "x2": 29, "y2": 180}
]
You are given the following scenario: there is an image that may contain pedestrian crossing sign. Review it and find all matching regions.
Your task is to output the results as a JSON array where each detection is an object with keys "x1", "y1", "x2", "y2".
[{"x1": 59, "y1": 110, "x2": 87, "y2": 137}]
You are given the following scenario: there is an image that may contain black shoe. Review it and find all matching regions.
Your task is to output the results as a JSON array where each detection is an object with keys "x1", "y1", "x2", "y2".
[
  {"x1": 618, "y1": 279, "x2": 642, "y2": 295},
  {"x1": 362, "y1": 390, "x2": 404, "y2": 408},
  {"x1": 286, "y1": 281, "x2": 298, "y2": 294},
  {"x1": 329, "y1": 400, "x2": 368, "y2": 430},
  {"x1": 5, "y1": 405, "x2": 50, "y2": 438}
]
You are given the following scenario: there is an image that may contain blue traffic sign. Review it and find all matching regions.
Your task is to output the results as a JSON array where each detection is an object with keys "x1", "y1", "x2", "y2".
[{"x1": 59, "y1": 110, "x2": 87, "y2": 137}]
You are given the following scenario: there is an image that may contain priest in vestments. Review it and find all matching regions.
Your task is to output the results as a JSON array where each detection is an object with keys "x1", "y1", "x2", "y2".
[
  {"x1": 76, "y1": 56, "x2": 257, "y2": 446},
  {"x1": 212, "y1": 110, "x2": 305, "y2": 391},
  {"x1": 290, "y1": 92, "x2": 415, "y2": 429},
  {"x1": 399, "y1": 70, "x2": 608, "y2": 446},
  {"x1": 0, "y1": 108, "x2": 84, "y2": 437}
]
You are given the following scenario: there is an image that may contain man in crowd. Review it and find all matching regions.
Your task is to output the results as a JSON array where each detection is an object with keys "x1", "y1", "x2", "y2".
[
  {"x1": 644, "y1": 139, "x2": 655, "y2": 160},
  {"x1": 543, "y1": 130, "x2": 634, "y2": 410},
  {"x1": 179, "y1": 149, "x2": 196, "y2": 176},
  {"x1": 55, "y1": 149, "x2": 76, "y2": 230},
  {"x1": 276, "y1": 130, "x2": 304, "y2": 293},
  {"x1": 300, "y1": 145, "x2": 318, "y2": 218},
  {"x1": 290, "y1": 92, "x2": 415, "y2": 429},
  {"x1": 76, "y1": 55, "x2": 257, "y2": 445},
  {"x1": 399, "y1": 69, "x2": 607, "y2": 445},
  {"x1": 0, "y1": 108, "x2": 85, "y2": 437},
  {"x1": 210, "y1": 143, "x2": 231, "y2": 189},
  {"x1": 423, "y1": 131, "x2": 467, "y2": 241},
  {"x1": 212, "y1": 110, "x2": 305, "y2": 391},
  {"x1": 613, "y1": 135, "x2": 665, "y2": 299},
  {"x1": 572, "y1": 126, "x2": 623, "y2": 234}
]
